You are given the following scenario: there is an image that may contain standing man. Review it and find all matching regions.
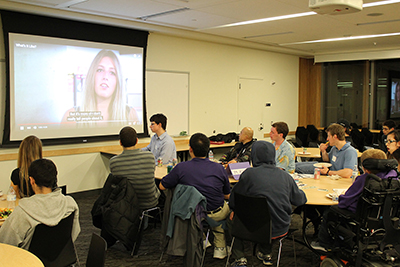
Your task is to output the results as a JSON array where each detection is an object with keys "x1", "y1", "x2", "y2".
[
  {"x1": 270, "y1": 121, "x2": 296, "y2": 174},
  {"x1": 228, "y1": 141, "x2": 306, "y2": 266},
  {"x1": 381, "y1": 120, "x2": 396, "y2": 153},
  {"x1": 142, "y1": 113, "x2": 177, "y2": 164},
  {"x1": 220, "y1": 127, "x2": 254, "y2": 165},
  {"x1": 0, "y1": 159, "x2": 80, "y2": 249},
  {"x1": 160, "y1": 133, "x2": 231, "y2": 259},
  {"x1": 110, "y1": 126, "x2": 160, "y2": 209},
  {"x1": 319, "y1": 123, "x2": 358, "y2": 178}
]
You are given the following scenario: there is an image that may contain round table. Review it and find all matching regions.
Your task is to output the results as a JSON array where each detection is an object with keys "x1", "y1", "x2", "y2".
[
  {"x1": 299, "y1": 175, "x2": 353, "y2": 205},
  {"x1": 0, "y1": 243, "x2": 44, "y2": 267},
  {"x1": 298, "y1": 175, "x2": 353, "y2": 250}
]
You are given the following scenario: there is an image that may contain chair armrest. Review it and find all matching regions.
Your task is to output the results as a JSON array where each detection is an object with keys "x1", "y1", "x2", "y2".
[{"x1": 330, "y1": 205, "x2": 356, "y2": 220}]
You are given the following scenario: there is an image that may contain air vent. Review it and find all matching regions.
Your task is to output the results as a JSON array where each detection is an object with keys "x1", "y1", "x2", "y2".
[{"x1": 138, "y1": 7, "x2": 190, "y2": 21}]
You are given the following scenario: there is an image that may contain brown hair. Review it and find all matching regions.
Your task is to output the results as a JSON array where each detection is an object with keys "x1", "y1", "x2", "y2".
[
  {"x1": 17, "y1": 135, "x2": 43, "y2": 197},
  {"x1": 272, "y1": 122, "x2": 289, "y2": 139},
  {"x1": 326, "y1": 123, "x2": 345, "y2": 141}
]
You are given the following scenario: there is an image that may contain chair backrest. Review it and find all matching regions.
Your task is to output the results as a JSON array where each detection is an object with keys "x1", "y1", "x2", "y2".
[
  {"x1": 86, "y1": 233, "x2": 107, "y2": 267},
  {"x1": 361, "y1": 128, "x2": 374, "y2": 146},
  {"x1": 295, "y1": 126, "x2": 309, "y2": 147},
  {"x1": 29, "y1": 212, "x2": 76, "y2": 267},
  {"x1": 232, "y1": 192, "x2": 271, "y2": 245},
  {"x1": 307, "y1": 124, "x2": 320, "y2": 142},
  {"x1": 350, "y1": 128, "x2": 365, "y2": 151}
]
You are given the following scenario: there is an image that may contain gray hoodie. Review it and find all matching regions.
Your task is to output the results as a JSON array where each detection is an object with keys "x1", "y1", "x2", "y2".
[
  {"x1": 0, "y1": 188, "x2": 80, "y2": 249},
  {"x1": 229, "y1": 141, "x2": 307, "y2": 237}
]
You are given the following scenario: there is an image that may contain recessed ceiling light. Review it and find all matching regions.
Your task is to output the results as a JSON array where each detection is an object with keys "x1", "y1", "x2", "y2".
[
  {"x1": 363, "y1": 0, "x2": 400, "y2": 8},
  {"x1": 279, "y1": 32, "x2": 400, "y2": 46}
]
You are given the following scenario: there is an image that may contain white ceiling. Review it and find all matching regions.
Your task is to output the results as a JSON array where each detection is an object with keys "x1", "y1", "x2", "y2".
[{"x1": 1, "y1": 0, "x2": 400, "y2": 57}]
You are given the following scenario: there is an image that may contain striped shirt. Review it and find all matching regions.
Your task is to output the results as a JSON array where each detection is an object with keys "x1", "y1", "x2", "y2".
[{"x1": 110, "y1": 149, "x2": 160, "y2": 209}]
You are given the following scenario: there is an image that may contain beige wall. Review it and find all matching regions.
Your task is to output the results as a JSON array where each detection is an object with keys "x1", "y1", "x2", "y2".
[{"x1": 0, "y1": 28, "x2": 299, "y2": 193}]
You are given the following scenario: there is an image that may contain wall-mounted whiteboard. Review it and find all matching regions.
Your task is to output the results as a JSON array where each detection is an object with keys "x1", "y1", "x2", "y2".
[{"x1": 145, "y1": 70, "x2": 189, "y2": 136}]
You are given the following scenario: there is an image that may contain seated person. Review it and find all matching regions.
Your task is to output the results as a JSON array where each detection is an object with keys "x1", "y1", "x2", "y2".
[
  {"x1": 337, "y1": 118, "x2": 356, "y2": 149},
  {"x1": 110, "y1": 126, "x2": 160, "y2": 210},
  {"x1": 312, "y1": 149, "x2": 395, "y2": 251},
  {"x1": 381, "y1": 120, "x2": 396, "y2": 153},
  {"x1": 228, "y1": 141, "x2": 307, "y2": 267},
  {"x1": 0, "y1": 159, "x2": 80, "y2": 249},
  {"x1": 160, "y1": 133, "x2": 231, "y2": 259},
  {"x1": 142, "y1": 113, "x2": 177, "y2": 164},
  {"x1": 385, "y1": 129, "x2": 400, "y2": 171},
  {"x1": 270, "y1": 121, "x2": 296, "y2": 173},
  {"x1": 220, "y1": 127, "x2": 254, "y2": 166},
  {"x1": 296, "y1": 123, "x2": 358, "y2": 178}
]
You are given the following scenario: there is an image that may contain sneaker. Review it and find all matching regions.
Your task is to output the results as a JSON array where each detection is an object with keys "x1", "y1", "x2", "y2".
[
  {"x1": 310, "y1": 241, "x2": 327, "y2": 252},
  {"x1": 203, "y1": 240, "x2": 211, "y2": 249},
  {"x1": 213, "y1": 247, "x2": 227, "y2": 259},
  {"x1": 231, "y1": 257, "x2": 247, "y2": 267},
  {"x1": 256, "y1": 251, "x2": 273, "y2": 266}
]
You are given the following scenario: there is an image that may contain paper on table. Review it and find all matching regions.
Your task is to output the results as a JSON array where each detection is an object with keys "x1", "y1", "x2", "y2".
[
  {"x1": 297, "y1": 174, "x2": 314, "y2": 178},
  {"x1": 333, "y1": 189, "x2": 347, "y2": 195}
]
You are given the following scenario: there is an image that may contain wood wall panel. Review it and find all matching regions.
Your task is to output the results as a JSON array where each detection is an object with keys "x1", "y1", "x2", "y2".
[{"x1": 298, "y1": 58, "x2": 322, "y2": 127}]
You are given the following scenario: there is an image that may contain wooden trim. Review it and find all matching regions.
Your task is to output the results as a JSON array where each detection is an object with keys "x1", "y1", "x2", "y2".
[
  {"x1": 264, "y1": 131, "x2": 296, "y2": 138},
  {"x1": 0, "y1": 137, "x2": 191, "y2": 162}
]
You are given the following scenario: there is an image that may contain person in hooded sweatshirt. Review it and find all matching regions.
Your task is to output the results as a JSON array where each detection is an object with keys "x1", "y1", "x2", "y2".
[
  {"x1": 0, "y1": 158, "x2": 80, "y2": 249},
  {"x1": 228, "y1": 141, "x2": 306, "y2": 267}
]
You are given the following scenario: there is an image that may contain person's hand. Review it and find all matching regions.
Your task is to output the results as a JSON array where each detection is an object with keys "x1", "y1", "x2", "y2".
[
  {"x1": 319, "y1": 143, "x2": 328, "y2": 152},
  {"x1": 229, "y1": 211, "x2": 234, "y2": 221},
  {"x1": 228, "y1": 159, "x2": 237, "y2": 164},
  {"x1": 320, "y1": 166, "x2": 329, "y2": 175}
]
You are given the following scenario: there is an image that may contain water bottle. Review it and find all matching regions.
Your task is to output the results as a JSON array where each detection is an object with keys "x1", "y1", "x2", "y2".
[
  {"x1": 352, "y1": 165, "x2": 358, "y2": 182},
  {"x1": 208, "y1": 150, "x2": 214, "y2": 161},
  {"x1": 7, "y1": 186, "x2": 16, "y2": 209}
]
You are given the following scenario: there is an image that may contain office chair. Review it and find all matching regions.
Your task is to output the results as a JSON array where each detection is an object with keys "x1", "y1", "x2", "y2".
[
  {"x1": 28, "y1": 212, "x2": 77, "y2": 267},
  {"x1": 86, "y1": 233, "x2": 107, "y2": 267},
  {"x1": 295, "y1": 126, "x2": 309, "y2": 147},
  {"x1": 307, "y1": 124, "x2": 320, "y2": 147},
  {"x1": 350, "y1": 128, "x2": 365, "y2": 152},
  {"x1": 361, "y1": 128, "x2": 374, "y2": 147},
  {"x1": 131, "y1": 206, "x2": 162, "y2": 256},
  {"x1": 225, "y1": 193, "x2": 294, "y2": 267}
]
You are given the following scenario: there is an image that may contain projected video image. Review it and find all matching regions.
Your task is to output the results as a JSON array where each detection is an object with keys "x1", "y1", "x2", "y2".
[{"x1": 9, "y1": 33, "x2": 144, "y2": 140}]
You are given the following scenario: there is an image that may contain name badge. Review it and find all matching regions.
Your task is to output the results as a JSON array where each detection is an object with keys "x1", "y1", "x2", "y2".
[{"x1": 332, "y1": 156, "x2": 337, "y2": 162}]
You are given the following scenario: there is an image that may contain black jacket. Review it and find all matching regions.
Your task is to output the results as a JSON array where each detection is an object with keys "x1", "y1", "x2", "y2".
[
  {"x1": 91, "y1": 173, "x2": 142, "y2": 250},
  {"x1": 220, "y1": 140, "x2": 255, "y2": 163}
]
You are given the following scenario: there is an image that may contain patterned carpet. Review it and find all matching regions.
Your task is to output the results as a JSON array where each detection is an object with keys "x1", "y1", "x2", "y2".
[{"x1": 72, "y1": 190, "x2": 321, "y2": 267}]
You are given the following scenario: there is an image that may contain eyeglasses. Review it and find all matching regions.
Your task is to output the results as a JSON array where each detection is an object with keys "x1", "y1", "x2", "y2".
[{"x1": 385, "y1": 139, "x2": 397, "y2": 144}]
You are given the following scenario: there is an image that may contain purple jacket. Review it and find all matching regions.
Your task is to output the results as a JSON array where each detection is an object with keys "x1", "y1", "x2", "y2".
[{"x1": 338, "y1": 169, "x2": 397, "y2": 213}]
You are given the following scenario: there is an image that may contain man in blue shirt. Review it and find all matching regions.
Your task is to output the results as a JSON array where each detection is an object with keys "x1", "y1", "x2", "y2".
[
  {"x1": 296, "y1": 123, "x2": 358, "y2": 178},
  {"x1": 270, "y1": 121, "x2": 296, "y2": 174},
  {"x1": 319, "y1": 123, "x2": 358, "y2": 178},
  {"x1": 142, "y1": 113, "x2": 177, "y2": 164},
  {"x1": 160, "y1": 133, "x2": 231, "y2": 259}
]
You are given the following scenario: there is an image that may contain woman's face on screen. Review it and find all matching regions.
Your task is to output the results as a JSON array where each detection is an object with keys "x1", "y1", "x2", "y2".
[{"x1": 94, "y1": 56, "x2": 117, "y2": 100}]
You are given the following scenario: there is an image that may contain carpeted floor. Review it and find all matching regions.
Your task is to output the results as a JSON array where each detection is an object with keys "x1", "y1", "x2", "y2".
[{"x1": 72, "y1": 190, "x2": 321, "y2": 267}]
